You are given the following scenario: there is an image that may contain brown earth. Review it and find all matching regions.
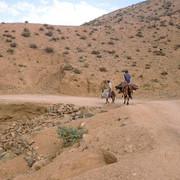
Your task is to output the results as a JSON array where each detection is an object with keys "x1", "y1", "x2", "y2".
[
  {"x1": 0, "y1": 0, "x2": 180, "y2": 179},
  {"x1": 0, "y1": 0, "x2": 179, "y2": 99},
  {"x1": 0, "y1": 95, "x2": 180, "y2": 180}
]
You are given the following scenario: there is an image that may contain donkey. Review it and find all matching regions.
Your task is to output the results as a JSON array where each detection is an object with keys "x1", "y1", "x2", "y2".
[
  {"x1": 115, "y1": 82, "x2": 137, "y2": 105},
  {"x1": 102, "y1": 89, "x2": 116, "y2": 104}
]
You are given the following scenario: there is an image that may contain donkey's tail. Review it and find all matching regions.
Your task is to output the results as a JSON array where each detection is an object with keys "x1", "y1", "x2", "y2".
[{"x1": 128, "y1": 86, "x2": 132, "y2": 99}]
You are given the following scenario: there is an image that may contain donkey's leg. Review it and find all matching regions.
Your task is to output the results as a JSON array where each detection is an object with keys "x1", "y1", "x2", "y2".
[
  {"x1": 127, "y1": 96, "x2": 129, "y2": 105},
  {"x1": 111, "y1": 96, "x2": 115, "y2": 103},
  {"x1": 124, "y1": 95, "x2": 126, "y2": 104},
  {"x1": 106, "y1": 98, "x2": 109, "y2": 104}
]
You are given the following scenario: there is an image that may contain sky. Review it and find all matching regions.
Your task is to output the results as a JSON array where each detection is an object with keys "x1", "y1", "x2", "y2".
[{"x1": 0, "y1": 0, "x2": 145, "y2": 26}]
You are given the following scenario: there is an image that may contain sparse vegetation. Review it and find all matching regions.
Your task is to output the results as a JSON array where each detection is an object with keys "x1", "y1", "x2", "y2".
[
  {"x1": 91, "y1": 50, "x2": 100, "y2": 55},
  {"x1": 45, "y1": 31, "x2": 53, "y2": 37},
  {"x1": 63, "y1": 64, "x2": 73, "y2": 71},
  {"x1": 44, "y1": 47, "x2": 54, "y2": 53},
  {"x1": 145, "y1": 64, "x2": 151, "y2": 69},
  {"x1": 56, "y1": 125, "x2": 84, "y2": 147},
  {"x1": 99, "y1": 67, "x2": 107, "y2": 72},
  {"x1": 173, "y1": 44, "x2": 180, "y2": 51},
  {"x1": 73, "y1": 68, "x2": 82, "y2": 74},
  {"x1": 83, "y1": 63, "x2": 89, "y2": 68},
  {"x1": 21, "y1": 28, "x2": 31, "y2": 37},
  {"x1": 10, "y1": 42, "x2": 17, "y2": 48},
  {"x1": 29, "y1": 44, "x2": 38, "y2": 49},
  {"x1": 161, "y1": 71, "x2": 168, "y2": 76},
  {"x1": 7, "y1": 48, "x2": 14, "y2": 54}
]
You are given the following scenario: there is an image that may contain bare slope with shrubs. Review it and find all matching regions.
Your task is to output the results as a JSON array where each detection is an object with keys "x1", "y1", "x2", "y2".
[
  {"x1": 0, "y1": 0, "x2": 180, "y2": 179},
  {"x1": 0, "y1": 0, "x2": 180, "y2": 99}
]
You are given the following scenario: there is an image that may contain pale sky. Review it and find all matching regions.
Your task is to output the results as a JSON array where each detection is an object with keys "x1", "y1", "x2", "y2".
[{"x1": 0, "y1": 0, "x2": 145, "y2": 25}]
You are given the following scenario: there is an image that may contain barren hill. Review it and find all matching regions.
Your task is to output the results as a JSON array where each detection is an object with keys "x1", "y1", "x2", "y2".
[{"x1": 0, "y1": 0, "x2": 179, "y2": 99}]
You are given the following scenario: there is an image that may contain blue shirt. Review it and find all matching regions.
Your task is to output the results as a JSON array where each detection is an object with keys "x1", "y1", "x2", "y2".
[{"x1": 124, "y1": 73, "x2": 131, "y2": 83}]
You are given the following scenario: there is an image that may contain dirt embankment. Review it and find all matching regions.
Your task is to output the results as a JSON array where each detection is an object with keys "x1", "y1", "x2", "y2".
[{"x1": 0, "y1": 95, "x2": 179, "y2": 180}]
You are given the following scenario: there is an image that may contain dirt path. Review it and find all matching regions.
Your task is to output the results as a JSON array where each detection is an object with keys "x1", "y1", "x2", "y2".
[{"x1": 0, "y1": 94, "x2": 144, "y2": 107}]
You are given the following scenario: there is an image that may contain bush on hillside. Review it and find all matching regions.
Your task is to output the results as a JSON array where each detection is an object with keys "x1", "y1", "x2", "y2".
[
  {"x1": 99, "y1": 67, "x2": 107, "y2": 72},
  {"x1": 21, "y1": 28, "x2": 31, "y2": 37},
  {"x1": 7, "y1": 48, "x2": 14, "y2": 54},
  {"x1": 63, "y1": 63, "x2": 73, "y2": 71},
  {"x1": 29, "y1": 44, "x2": 38, "y2": 49},
  {"x1": 73, "y1": 68, "x2": 82, "y2": 74},
  {"x1": 45, "y1": 31, "x2": 53, "y2": 37},
  {"x1": 44, "y1": 47, "x2": 54, "y2": 53},
  {"x1": 10, "y1": 42, "x2": 17, "y2": 48}
]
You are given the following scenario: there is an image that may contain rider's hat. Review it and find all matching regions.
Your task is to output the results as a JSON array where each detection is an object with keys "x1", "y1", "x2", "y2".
[{"x1": 107, "y1": 80, "x2": 110, "y2": 82}]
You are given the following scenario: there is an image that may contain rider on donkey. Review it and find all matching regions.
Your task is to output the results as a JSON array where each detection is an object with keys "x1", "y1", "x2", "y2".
[
  {"x1": 123, "y1": 70, "x2": 133, "y2": 99},
  {"x1": 107, "y1": 80, "x2": 112, "y2": 97},
  {"x1": 123, "y1": 70, "x2": 131, "y2": 83}
]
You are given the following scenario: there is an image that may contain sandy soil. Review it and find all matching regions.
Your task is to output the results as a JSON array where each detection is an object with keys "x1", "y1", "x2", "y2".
[{"x1": 0, "y1": 95, "x2": 179, "y2": 180}]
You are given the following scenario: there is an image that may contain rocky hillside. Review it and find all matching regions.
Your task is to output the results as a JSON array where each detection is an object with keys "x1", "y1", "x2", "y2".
[{"x1": 0, "y1": 0, "x2": 179, "y2": 98}]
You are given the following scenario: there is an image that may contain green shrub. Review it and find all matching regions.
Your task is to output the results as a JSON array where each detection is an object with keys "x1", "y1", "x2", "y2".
[
  {"x1": 6, "y1": 39, "x2": 12, "y2": 43},
  {"x1": 10, "y1": 42, "x2": 17, "y2": 47},
  {"x1": 63, "y1": 51, "x2": 69, "y2": 55},
  {"x1": 50, "y1": 37, "x2": 59, "y2": 41},
  {"x1": 63, "y1": 63, "x2": 73, "y2": 71},
  {"x1": 73, "y1": 68, "x2": 82, "y2": 74},
  {"x1": 45, "y1": 31, "x2": 53, "y2": 37},
  {"x1": 21, "y1": 28, "x2": 30, "y2": 37},
  {"x1": 161, "y1": 71, "x2": 168, "y2": 76},
  {"x1": 91, "y1": 50, "x2": 100, "y2": 55},
  {"x1": 99, "y1": 67, "x2": 107, "y2": 72},
  {"x1": 39, "y1": 27, "x2": 44, "y2": 31},
  {"x1": 7, "y1": 48, "x2": 14, "y2": 54},
  {"x1": 80, "y1": 36, "x2": 87, "y2": 40},
  {"x1": 44, "y1": 47, "x2": 54, "y2": 53},
  {"x1": 56, "y1": 125, "x2": 84, "y2": 147},
  {"x1": 173, "y1": 44, "x2": 180, "y2": 50},
  {"x1": 108, "y1": 41, "x2": 114, "y2": 45},
  {"x1": 83, "y1": 63, "x2": 89, "y2": 68},
  {"x1": 29, "y1": 44, "x2": 38, "y2": 49}
]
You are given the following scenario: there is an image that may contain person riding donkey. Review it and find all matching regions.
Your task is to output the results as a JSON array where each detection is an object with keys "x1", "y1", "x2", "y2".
[
  {"x1": 107, "y1": 80, "x2": 112, "y2": 97},
  {"x1": 115, "y1": 70, "x2": 138, "y2": 105},
  {"x1": 101, "y1": 80, "x2": 115, "y2": 103},
  {"x1": 123, "y1": 70, "x2": 133, "y2": 99}
]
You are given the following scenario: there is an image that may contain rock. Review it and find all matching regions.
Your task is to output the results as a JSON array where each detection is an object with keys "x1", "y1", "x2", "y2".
[
  {"x1": 26, "y1": 151, "x2": 32, "y2": 156},
  {"x1": 34, "y1": 127, "x2": 41, "y2": 131},
  {"x1": 24, "y1": 156, "x2": 36, "y2": 167},
  {"x1": 0, "y1": 147, "x2": 4, "y2": 154},
  {"x1": 79, "y1": 122, "x2": 86, "y2": 129},
  {"x1": 72, "y1": 106, "x2": 80, "y2": 112},
  {"x1": 14, "y1": 149, "x2": 22, "y2": 155},
  {"x1": 85, "y1": 113, "x2": 93, "y2": 118},
  {"x1": 103, "y1": 150, "x2": 117, "y2": 164},
  {"x1": 11, "y1": 132, "x2": 16, "y2": 138},
  {"x1": 0, "y1": 152, "x2": 10, "y2": 159},
  {"x1": 2, "y1": 142, "x2": 11, "y2": 150},
  {"x1": 32, "y1": 159, "x2": 46, "y2": 171}
]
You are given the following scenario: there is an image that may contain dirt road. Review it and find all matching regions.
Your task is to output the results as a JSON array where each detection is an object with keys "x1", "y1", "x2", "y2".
[{"x1": 0, "y1": 94, "x2": 143, "y2": 106}]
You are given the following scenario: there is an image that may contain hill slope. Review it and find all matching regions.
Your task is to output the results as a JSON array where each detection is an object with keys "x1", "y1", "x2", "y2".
[{"x1": 0, "y1": 0, "x2": 179, "y2": 99}]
